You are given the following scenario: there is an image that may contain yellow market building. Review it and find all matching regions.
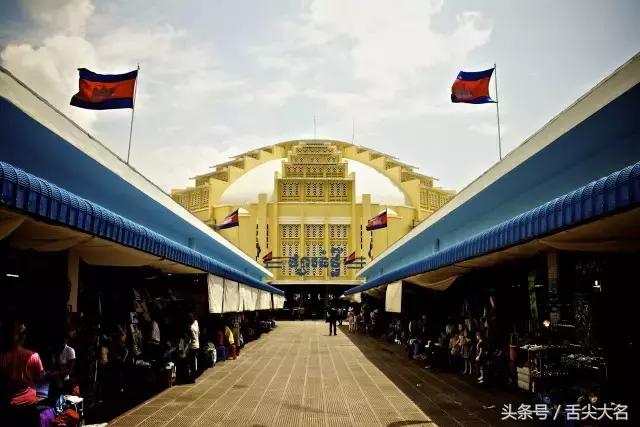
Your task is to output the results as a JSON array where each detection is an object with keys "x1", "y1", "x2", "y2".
[{"x1": 171, "y1": 140, "x2": 454, "y2": 312}]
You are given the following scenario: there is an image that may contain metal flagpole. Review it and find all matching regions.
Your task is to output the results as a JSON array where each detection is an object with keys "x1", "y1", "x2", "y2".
[
  {"x1": 494, "y1": 62, "x2": 502, "y2": 160},
  {"x1": 126, "y1": 63, "x2": 140, "y2": 164},
  {"x1": 351, "y1": 118, "x2": 355, "y2": 144},
  {"x1": 385, "y1": 208, "x2": 389, "y2": 249}
]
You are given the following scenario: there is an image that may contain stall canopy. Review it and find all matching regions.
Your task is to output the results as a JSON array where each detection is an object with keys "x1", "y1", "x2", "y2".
[
  {"x1": 272, "y1": 294, "x2": 286, "y2": 310},
  {"x1": 239, "y1": 284, "x2": 259, "y2": 311},
  {"x1": 222, "y1": 279, "x2": 241, "y2": 313},
  {"x1": 207, "y1": 274, "x2": 224, "y2": 314},
  {"x1": 209, "y1": 275, "x2": 279, "y2": 313},
  {"x1": 257, "y1": 290, "x2": 272, "y2": 310},
  {"x1": 345, "y1": 160, "x2": 640, "y2": 296},
  {"x1": 385, "y1": 281, "x2": 402, "y2": 313},
  {"x1": 0, "y1": 161, "x2": 284, "y2": 296},
  {"x1": 250, "y1": 287, "x2": 259, "y2": 311}
]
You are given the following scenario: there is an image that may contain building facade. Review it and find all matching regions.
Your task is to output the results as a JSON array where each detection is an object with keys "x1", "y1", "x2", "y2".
[{"x1": 171, "y1": 140, "x2": 454, "y2": 309}]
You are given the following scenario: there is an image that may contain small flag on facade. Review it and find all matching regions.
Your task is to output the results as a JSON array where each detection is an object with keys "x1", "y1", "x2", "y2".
[
  {"x1": 451, "y1": 68, "x2": 495, "y2": 104},
  {"x1": 344, "y1": 251, "x2": 356, "y2": 265},
  {"x1": 70, "y1": 68, "x2": 138, "y2": 110},
  {"x1": 366, "y1": 210, "x2": 388, "y2": 231},
  {"x1": 262, "y1": 251, "x2": 273, "y2": 262},
  {"x1": 218, "y1": 209, "x2": 239, "y2": 229}
]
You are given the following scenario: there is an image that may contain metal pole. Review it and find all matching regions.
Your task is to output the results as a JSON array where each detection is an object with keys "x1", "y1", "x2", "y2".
[
  {"x1": 494, "y1": 63, "x2": 502, "y2": 160},
  {"x1": 126, "y1": 64, "x2": 140, "y2": 164},
  {"x1": 351, "y1": 118, "x2": 355, "y2": 145}
]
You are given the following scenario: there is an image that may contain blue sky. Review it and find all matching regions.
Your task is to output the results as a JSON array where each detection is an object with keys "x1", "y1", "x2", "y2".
[{"x1": 1, "y1": 0, "x2": 639, "y2": 192}]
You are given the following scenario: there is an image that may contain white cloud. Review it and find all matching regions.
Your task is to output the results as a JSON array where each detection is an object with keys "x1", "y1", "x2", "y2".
[
  {"x1": 20, "y1": 0, "x2": 95, "y2": 36},
  {"x1": 2, "y1": 0, "x2": 636, "y2": 194},
  {"x1": 1, "y1": 0, "x2": 253, "y2": 180},
  {"x1": 1, "y1": 34, "x2": 99, "y2": 130},
  {"x1": 256, "y1": 0, "x2": 491, "y2": 99}
]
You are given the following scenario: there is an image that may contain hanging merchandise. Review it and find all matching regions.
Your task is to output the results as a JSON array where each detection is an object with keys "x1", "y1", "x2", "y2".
[
  {"x1": 528, "y1": 272, "x2": 539, "y2": 327},
  {"x1": 573, "y1": 293, "x2": 593, "y2": 348}
]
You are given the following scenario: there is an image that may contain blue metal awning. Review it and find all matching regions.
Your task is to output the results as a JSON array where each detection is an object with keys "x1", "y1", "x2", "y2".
[
  {"x1": 0, "y1": 161, "x2": 284, "y2": 296},
  {"x1": 345, "y1": 160, "x2": 640, "y2": 295}
]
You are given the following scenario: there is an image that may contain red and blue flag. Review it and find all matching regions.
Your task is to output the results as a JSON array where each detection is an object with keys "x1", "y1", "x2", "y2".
[
  {"x1": 262, "y1": 251, "x2": 273, "y2": 262},
  {"x1": 451, "y1": 68, "x2": 495, "y2": 104},
  {"x1": 366, "y1": 210, "x2": 387, "y2": 231},
  {"x1": 218, "y1": 209, "x2": 240, "y2": 229},
  {"x1": 344, "y1": 251, "x2": 357, "y2": 265},
  {"x1": 70, "y1": 68, "x2": 138, "y2": 110}
]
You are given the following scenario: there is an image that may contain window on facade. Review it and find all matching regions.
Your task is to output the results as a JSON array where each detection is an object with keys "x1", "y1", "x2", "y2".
[
  {"x1": 280, "y1": 224, "x2": 300, "y2": 276},
  {"x1": 329, "y1": 224, "x2": 349, "y2": 276},
  {"x1": 305, "y1": 182, "x2": 324, "y2": 201},
  {"x1": 329, "y1": 182, "x2": 348, "y2": 201},
  {"x1": 303, "y1": 224, "x2": 324, "y2": 276},
  {"x1": 429, "y1": 192, "x2": 438, "y2": 209},
  {"x1": 306, "y1": 165, "x2": 324, "y2": 177},
  {"x1": 280, "y1": 182, "x2": 300, "y2": 201}
]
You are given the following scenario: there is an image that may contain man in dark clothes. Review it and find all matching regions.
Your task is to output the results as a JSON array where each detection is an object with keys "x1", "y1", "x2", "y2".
[{"x1": 327, "y1": 306, "x2": 338, "y2": 336}]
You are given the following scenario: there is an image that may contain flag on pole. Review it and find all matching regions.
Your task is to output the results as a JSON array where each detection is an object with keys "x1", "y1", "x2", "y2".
[
  {"x1": 366, "y1": 210, "x2": 388, "y2": 231},
  {"x1": 70, "y1": 68, "x2": 138, "y2": 110},
  {"x1": 451, "y1": 68, "x2": 495, "y2": 104},
  {"x1": 262, "y1": 251, "x2": 273, "y2": 262},
  {"x1": 344, "y1": 251, "x2": 356, "y2": 265},
  {"x1": 218, "y1": 209, "x2": 239, "y2": 229}
]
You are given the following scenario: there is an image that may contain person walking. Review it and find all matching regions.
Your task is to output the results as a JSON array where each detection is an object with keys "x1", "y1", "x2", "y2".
[
  {"x1": 347, "y1": 307, "x2": 355, "y2": 332},
  {"x1": 327, "y1": 305, "x2": 337, "y2": 336},
  {"x1": 475, "y1": 330, "x2": 487, "y2": 384}
]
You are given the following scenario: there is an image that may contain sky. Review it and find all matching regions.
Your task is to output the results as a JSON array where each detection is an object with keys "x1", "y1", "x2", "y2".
[{"x1": 1, "y1": 0, "x2": 639, "y2": 193}]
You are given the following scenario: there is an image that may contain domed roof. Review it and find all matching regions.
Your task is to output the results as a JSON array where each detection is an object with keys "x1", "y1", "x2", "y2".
[{"x1": 218, "y1": 159, "x2": 409, "y2": 206}]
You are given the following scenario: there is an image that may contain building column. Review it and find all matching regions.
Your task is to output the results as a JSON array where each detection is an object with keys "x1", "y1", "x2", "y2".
[
  {"x1": 257, "y1": 193, "x2": 268, "y2": 260},
  {"x1": 67, "y1": 250, "x2": 79, "y2": 313}
]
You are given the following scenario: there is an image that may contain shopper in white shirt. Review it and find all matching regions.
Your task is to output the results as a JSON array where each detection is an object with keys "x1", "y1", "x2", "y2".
[
  {"x1": 47, "y1": 335, "x2": 76, "y2": 402},
  {"x1": 187, "y1": 313, "x2": 199, "y2": 383},
  {"x1": 145, "y1": 315, "x2": 161, "y2": 362}
]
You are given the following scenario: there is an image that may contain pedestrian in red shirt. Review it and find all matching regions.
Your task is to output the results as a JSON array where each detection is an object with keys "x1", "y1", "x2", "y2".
[{"x1": 0, "y1": 320, "x2": 44, "y2": 426}]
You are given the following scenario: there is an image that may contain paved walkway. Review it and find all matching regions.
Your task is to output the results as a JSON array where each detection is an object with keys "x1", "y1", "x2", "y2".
[
  {"x1": 341, "y1": 328, "x2": 520, "y2": 427},
  {"x1": 109, "y1": 321, "x2": 434, "y2": 427}
]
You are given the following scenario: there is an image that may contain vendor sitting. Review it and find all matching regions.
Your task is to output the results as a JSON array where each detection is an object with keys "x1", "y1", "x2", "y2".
[
  {"x1": 46, "y1": 333, "x2": 76, "y2": 404},
  {"x1": 224, "y1": 325, "x2": 237, "y2": 360}
]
